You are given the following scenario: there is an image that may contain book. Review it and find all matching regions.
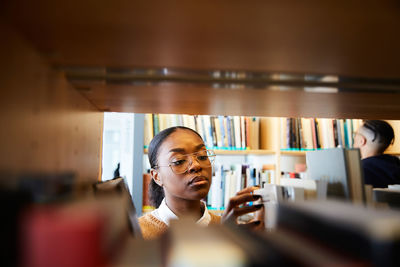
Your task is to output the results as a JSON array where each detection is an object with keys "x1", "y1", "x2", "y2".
[
  {"x1": 152, "y1": 114, "x2": 159, "y2": 136},
  {"x1": 202, "y1": 115, "x2": 213, "y2": 148},
  {"x1": 249, "y1": 117, "x2": 260, "y2": 149},
  {"x1": 301, "y1": 118, "x2": 313, "y2": 150},
  {"x1": 233, "y1": 116, "x2": 242, "y2": 149},
  {"x1": 373, "y1": 187, "x2": 400, "y2": 209},
  {"x1": 240, "y1": 116, "x2": 246, "y2": 148},
  {"x1": 214, "y1": 116, "x2": 222, "y2": 148},
  {"x1": 142, "y1": 172, "x2": 152, "y2": 209},
  {"x1": 277, "y1": 200, "x2": 400, "y2": 266},
  {"x1": 306, "y1": 148, "x2": 365, "y2": 203},
  {"x1": 143, "y1": 114, "x2": 153, "y2": 147}
]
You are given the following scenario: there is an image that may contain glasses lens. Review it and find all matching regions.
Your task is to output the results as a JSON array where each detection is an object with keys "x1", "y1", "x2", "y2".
[{"x1": 170, "y1": 150, "x2": 215, "y2": 174}]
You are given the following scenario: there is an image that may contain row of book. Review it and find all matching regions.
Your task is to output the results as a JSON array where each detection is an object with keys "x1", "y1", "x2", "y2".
[
  {"x1": 144, "y1": 113, "x2": 263, "y2": 150},
  {"x1": 207, "y1": 164, "x2": 275, "y2": 210},
  {"x1": 280, "y1": 118, "x2": 363, "y2": 150}
]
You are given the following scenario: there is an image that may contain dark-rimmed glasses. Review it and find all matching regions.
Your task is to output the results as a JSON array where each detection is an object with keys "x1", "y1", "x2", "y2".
[{"x1": 154, "y1": 149, "x2": 216, "y2": 174}]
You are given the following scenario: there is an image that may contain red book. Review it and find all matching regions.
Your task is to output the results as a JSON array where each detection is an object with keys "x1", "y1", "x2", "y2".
[
  {"x1": 22, "y1": 205, "x2": 107, "y2": 267},
  {"x1": 142, "y1": 172, "x2": 152, "y2": 208}
]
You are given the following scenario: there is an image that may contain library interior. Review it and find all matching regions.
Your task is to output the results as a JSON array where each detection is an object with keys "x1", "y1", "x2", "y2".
[{"x1": 2, "y1": 1, "x2": 400, "y2": 266}]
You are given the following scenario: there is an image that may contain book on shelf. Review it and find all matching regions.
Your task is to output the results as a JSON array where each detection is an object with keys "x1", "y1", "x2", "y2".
[
  {"x1": 277, "y1": 200, "x2": 400, "y2": 267},
  {"x1": 144, "y1": 113, "x2": 266, "y2": 150},
  {"x1": 280, "y1": 117, "x2": 363, "y2": 151},
  {"x1": 306, "y1": 147, "x2": 365, "y2": 204},
  {"x1": 142, "y1": 172, "x2": 152, "y2": 211},
  {"x1": 207, "y1": 163, "x2": 275, "y2": 210},
  {"x1": 373, "y1": 186, "x2": 400, "y2": 209}
]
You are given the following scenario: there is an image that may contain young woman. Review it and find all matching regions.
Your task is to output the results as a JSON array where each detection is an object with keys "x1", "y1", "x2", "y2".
[{"x1": 139, "y1": 126, "x2": 263, "y2": 240}]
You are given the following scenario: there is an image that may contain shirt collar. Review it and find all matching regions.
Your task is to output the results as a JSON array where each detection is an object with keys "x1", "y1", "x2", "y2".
[{"x1": 152, "y1": 198, "x2": 211, "y2": 226}]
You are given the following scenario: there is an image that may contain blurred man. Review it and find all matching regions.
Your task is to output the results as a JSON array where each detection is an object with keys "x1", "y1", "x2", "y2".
[{"x1": 354, "y1": 120, "x2": 400, "y2": 188}]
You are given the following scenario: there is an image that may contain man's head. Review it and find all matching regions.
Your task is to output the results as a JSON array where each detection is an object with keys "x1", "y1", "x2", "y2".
[{"x1": 354, "y1": 120, "x2": 394, "y2": 159}]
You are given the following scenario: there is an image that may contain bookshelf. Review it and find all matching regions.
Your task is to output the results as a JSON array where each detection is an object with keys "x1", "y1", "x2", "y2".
[
  {"x1": 142, "y1": 114, "x2": 400, "y2": 185},
  {"x1": 3, "y1": 2, "x2": 400, "y2": 266}
]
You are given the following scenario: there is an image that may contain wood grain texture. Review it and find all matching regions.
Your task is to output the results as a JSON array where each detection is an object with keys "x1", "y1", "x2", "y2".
[
  {"x1": 0, "y1": 22, "x2": 103, "y2": 182},
  {"x1": 75, "y1": 82, "x2": 400, "y2": 120},
  {"x1": 2, "y1": 0, "x2": 400, "y2": 78},
  {"x1": 2, "y1": 0, "x2": 400, "y2": 119}
]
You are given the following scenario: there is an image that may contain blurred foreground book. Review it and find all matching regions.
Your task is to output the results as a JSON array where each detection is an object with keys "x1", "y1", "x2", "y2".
[{"x1": 277, "y1": 200, "x2": 400, "y2": 267}]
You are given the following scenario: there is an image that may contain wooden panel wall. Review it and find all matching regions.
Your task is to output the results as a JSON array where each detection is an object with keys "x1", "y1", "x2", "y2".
[{"x1": 0, "y1": 21, "x2": 103, "y2": 182}]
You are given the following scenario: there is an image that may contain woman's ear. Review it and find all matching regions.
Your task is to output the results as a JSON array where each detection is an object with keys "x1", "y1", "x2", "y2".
[{"x1": 151, "y1": 169, "x2": 163, "y2": 187}]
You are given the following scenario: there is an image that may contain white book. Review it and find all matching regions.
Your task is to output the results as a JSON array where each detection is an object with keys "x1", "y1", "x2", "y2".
[
  {"x1": 233, "y1": 116, "x2": 241, "y2": 149},
  {"x1": 224, "y1": 170, "x2": 232, "y2": 208},
  {"x1": 280, "y1": 117, "x2": 287, "y2": 149},
  {"x1": 187, "y1": 115, "x2": 196, "y2": 131},
  {"x1": 196, "y1": 115, "x2": 205, "y2": 141},
  {"x1": 144, "y1": 114, "x2": 153, "y2": 146},
  {"x1": 301, "y1": 118, "x2": 314, "y2": 150},
  {"x1": 211, "y1": 164, "x2": 222, "y2": 209},
  {"x1": 158, "y1": 114, "x2": 167, "y2": 131},
  {"x1": 202, "y1": 115, "x2": 213, "y2": 148},
  {"x1": 319, "y1": 118, "x2": 335, "y2": 148},
  {"x1": 214, "y1": 116, "x2": 222, "y2": 148}
]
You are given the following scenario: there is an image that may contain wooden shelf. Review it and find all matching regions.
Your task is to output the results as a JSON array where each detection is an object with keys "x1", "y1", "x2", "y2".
[
  {"x1": 215, "y1": 149, "x2": 276, "y2": 155},
  {"x1": 4, "y1": 1, "x2": 400, "y2": 119},
  {"x1": 280, "y1": 150, "x2": 307, "y2": 156},
  {"x1": 386, "y1": 151, "x2": 400, "y2": 156}
]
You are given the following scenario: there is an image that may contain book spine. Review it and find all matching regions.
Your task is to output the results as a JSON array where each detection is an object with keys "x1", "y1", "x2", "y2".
[
  {"x1": 210, "y1": 116, "x2": 217, "y2": 148},
  {"x1": 234, "y1": 116, "x2": 241, "y2": 149},
  {"x1": 226, "y1": 116, "x2": 233, "y2": 148},
  {"x1": 215, "y1": 116, "x2": 222, "y2": 148},
  {"x1": 241, "y1": 116, "x2": 246, "y2": 149},
  {"x1": 153, "y1": 114, "x2": 159, "y2": 136}
]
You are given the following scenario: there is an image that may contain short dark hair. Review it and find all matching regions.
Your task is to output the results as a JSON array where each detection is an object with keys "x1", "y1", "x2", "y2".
[
  {"x1": 148, "y1": 126, "x2": 203, "y2": 208},
  {"x1": 363, "y1": 120, "x2": 395, "y2": 153}
]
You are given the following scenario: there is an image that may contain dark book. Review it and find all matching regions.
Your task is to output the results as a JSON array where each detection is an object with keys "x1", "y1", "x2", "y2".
[
  {"x1": 333, "y1": 119, "x2": 339, "y2": 147},
  {"x1": 277, "y1": 200, "x2": 400, "y2": 267},
  {"x1": 286, "y1": 118, "x2": 291, "y2": 148},
  {"x1": 142, "y1": 171, "x2": 152, "y2": 208},
  {"x1": 373, "y1": 188, "x2": 400, "y2": 209},
  {"x1": 0, "y1": 190, "x2": 32, "y2": 267},
  {"x1": 314, "y1": 118, "x2": 321, "y2": 149},
  {"x1": 93, "y1": 177, "x2": 142, "y2": 238},
  {"x1": 210, "y1": 116, "x2": 217, "y2": 147}
]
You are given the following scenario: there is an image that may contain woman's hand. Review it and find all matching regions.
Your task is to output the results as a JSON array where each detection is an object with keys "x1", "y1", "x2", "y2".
[{"x1": 221, "y1": 186, "x2": 264, "y2": 230}]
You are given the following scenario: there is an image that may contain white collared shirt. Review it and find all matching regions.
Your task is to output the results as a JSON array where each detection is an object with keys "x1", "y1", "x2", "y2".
[{"x1": 151, "y1": 198, "x2": 211, "y2": 226}]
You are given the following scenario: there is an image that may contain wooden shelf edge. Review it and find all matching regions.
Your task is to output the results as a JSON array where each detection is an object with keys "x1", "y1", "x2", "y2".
[
  {"x1": 386, "y1": 151, "x2": 400, "y2": 156},
  {"x1": 280, "y1": 150, "x2": 307, "y2": 156}
]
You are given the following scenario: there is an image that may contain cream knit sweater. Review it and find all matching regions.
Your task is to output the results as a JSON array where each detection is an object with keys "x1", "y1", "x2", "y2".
[{"x1": 138, "y1": 212, "x2": 221, "y2": 240}]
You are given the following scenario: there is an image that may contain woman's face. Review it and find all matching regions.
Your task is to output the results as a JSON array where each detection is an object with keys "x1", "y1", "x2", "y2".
[{"x1": 153, "y1": 129, "x2": 212, "y2": 202}]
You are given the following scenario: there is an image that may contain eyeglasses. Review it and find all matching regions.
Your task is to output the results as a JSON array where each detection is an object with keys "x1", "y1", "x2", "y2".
[{"x1": 154, "y1": 150, "x2": 216, "y2": 174}]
